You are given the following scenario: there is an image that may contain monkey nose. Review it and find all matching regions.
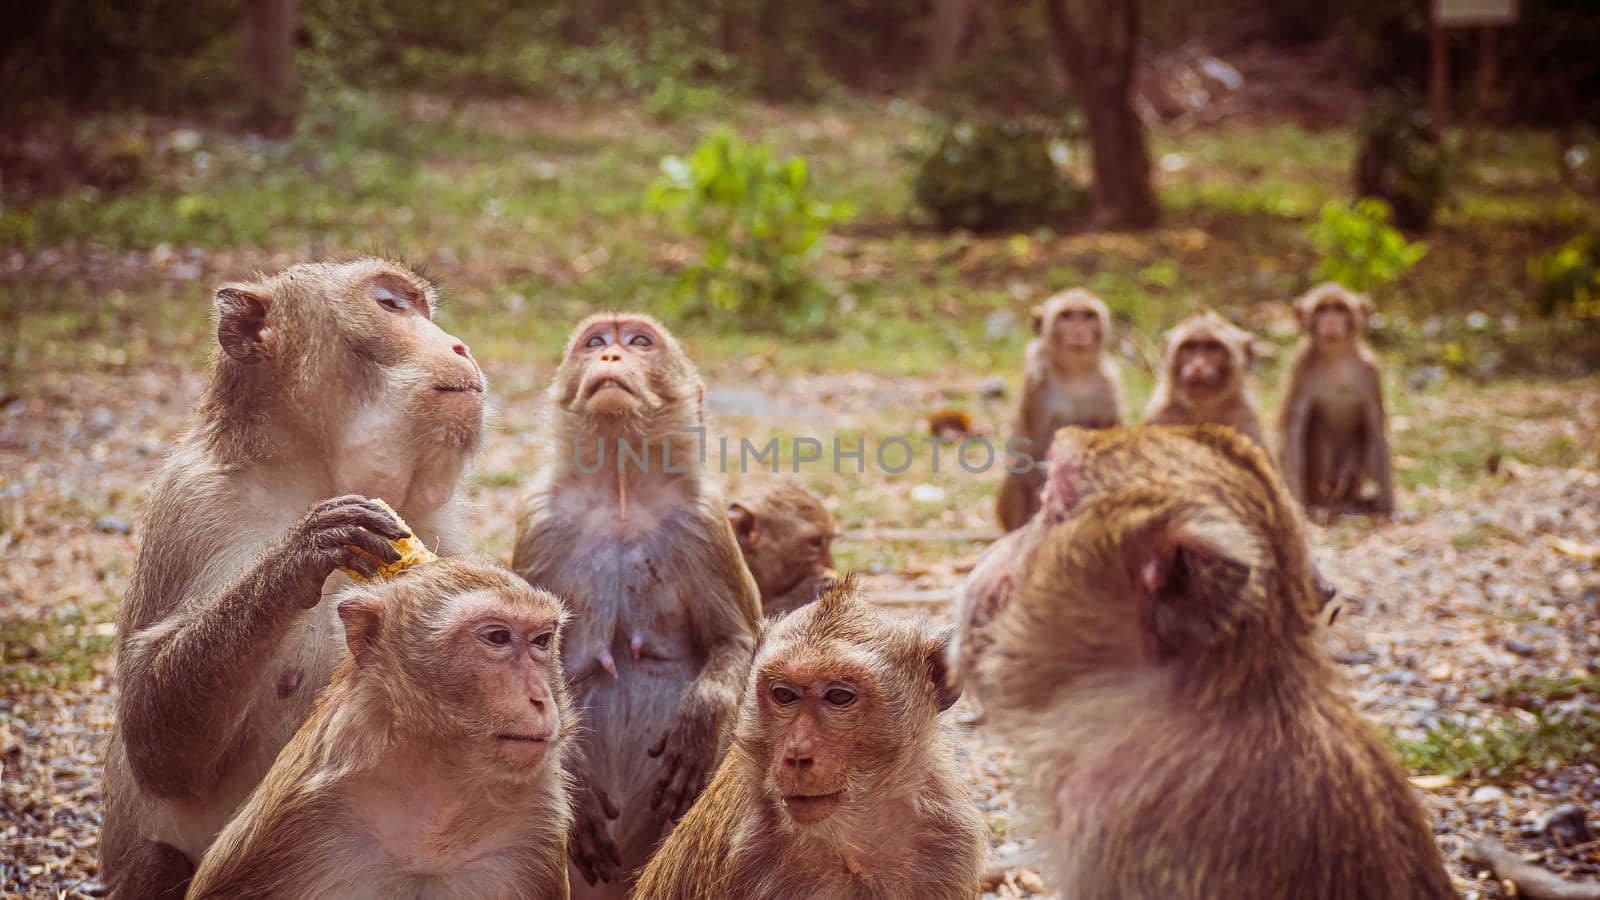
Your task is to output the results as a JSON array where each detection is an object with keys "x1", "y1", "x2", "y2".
[{"x1": 451, "y1": 342, "x2": 472, "y2": 361}]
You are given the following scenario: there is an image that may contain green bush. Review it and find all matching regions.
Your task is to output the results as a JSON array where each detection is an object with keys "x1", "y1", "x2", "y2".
[
  {"x1": 1308, "y1": 198, "x2": 1428, "y2": 292},
  {"x1": 911, "y1": 118, "x2": 1090, "y2": 233},
  {"x1": 645, "y1": 129, "x2": 853, "y2": 328},
  {"x1": 1530, "y1": 234, "x2": 1600, "y2": 318},
  {"x1": 1353, "y1": 95, "x2": 1448, "y2": 231}
]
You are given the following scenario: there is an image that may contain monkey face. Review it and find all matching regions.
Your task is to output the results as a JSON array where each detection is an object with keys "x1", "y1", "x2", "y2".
[
  {"x1": 1294, "y1": 283, "x2": 1372, "y2": 349},
  {"x1": 1310, "y1": 303, "x2": 1354, "y2": 344},
  {"x1": 1173, "y1": 337, "x2": 1235, "y2": 394},
  {"x1": 1051, "y1": 307, "x2": 1103, "y2": 353},
  {"x1": 731, "y1": 496, "x2": 836, "y2": 598},
  {"x1": 555, "y1": 315, "x2": 689, "y2": 418},
  {"x1": 1032, "y1": 290, "x2": 1110, "y2": 357},
  {"x1": 756, "y1": 659, "x2": 869, "y2": 824}
]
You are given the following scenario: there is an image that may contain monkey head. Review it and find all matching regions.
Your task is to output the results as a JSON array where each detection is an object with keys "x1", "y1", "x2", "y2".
[
  {"x1": 211, "y1": 258, "x2": 486, "y2": 466},
  {"x1": 1163, "y1": 310, "x2": 1253, "y2": 398},
  {"x1": 729, "y1": 482, "x2": 836, "y2": 600},
  {"x1": 551, "y1": 312, "x2": 702, "y2": 434},
  {"x1": 1032, "y1": 288, "x2": 1111, "y2": 358},
  {"x1": 740, "y1": 579, "x2": 958, "y2": 826},
  {"x1": 1294, "y1": 283, "x2": 1373, "y2": 348},
  {"x1": 956, "y1": 426, "x2": 1323, "y2": 711},
  {"x1": 334, "y1": 556, "x2": 569, "y2": 777}
]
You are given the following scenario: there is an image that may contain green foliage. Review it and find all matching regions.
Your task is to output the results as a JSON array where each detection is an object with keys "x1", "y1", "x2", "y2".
[
  {"x1": 911, "y1": 119, "x2": 1090, "y2": 233},
  {"x1": 1308, "y1": 199, "x2": 1428, "y2": 292},
  {"x1": 1529, "y1": 234, "x2": 1600, "y2": 318},
  {"x1": 646, "y1": 129, "x2": 853, "y2": 328},
  {"x1": 1354, "y1": 95, "x2": 1449, "y2": 231},
  {"x1": 0, "y1": 604, "x2": 116, "y2": 689},
  {"x1": 1398, "y1": 672, "x2": 1600, "y2": 778}
]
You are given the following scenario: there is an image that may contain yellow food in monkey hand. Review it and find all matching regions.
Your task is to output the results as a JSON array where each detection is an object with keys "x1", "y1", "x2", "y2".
[{"x1": 341, "y1": 498, "x2": 436, "y2": 582}]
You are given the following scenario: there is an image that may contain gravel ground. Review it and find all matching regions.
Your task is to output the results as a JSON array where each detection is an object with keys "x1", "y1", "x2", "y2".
[{"x1": 2, "y1": 366, "x2": 1597, "y2": 898}]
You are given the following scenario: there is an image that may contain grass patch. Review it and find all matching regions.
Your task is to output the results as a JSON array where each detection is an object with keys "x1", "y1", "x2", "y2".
[
  {"x1": 1450, "y1": 521, "x2": 1521, "y2": 550},
  {"x1": 0, "y1": 602, "x2": 116, "y2": 690},
  {"x1": 1480, "y1": 673, "x2": 1600, "y2": 709},
  {"x1": 1397, "y1": 707, "x2": 1600, "y2": 778}
]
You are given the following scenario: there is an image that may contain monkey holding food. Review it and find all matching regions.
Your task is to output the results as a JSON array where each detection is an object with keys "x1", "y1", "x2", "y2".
[
  {"x1": 1278, "y1": 283, "x2": 1396, "y2": 515},
  {"x1": 511, "y1": 313, "x2": 760, "y2": 897},
  {"x1": 996, "y1": 288, "x2": 1123, "y2": 532},
  {"x1": 957, "y1": 425, "x2": 1455, "y2": 900},
  {"x1": 188, "y1": 557, "x2": 573, "y2": 899},
  {"x1": 635, "y1": 578, "x2": 985, "y2": 899},
  {"x1": 1143, "y1": 309, "x2": 1267, "y2": 449},
  {"x1": 100, "y1": 258, "x2": 488, "y2": 899}
]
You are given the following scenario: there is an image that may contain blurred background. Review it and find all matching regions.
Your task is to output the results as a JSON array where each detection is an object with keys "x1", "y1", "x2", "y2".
[{"x1": 1, "y1": 3, "x2": 1598, "y2": 897}]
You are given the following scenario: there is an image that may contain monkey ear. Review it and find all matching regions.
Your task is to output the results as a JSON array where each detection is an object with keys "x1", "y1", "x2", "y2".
[
  {"x1": 1133, "y1": 527, "x2": 1252, "y2": 662},
  {"x1": 215, "y1": 286, "x2": 273, "y2": 364},
  {"x1": 728, "y1": 503, "x2": 759, "y2": 550},
  {"x1": 337, "y1": 594, "x2": 385, "y2": 668},
  {"x1": 1240, "y1": 340, "x2": 1257, "y2": 372},
  {"x1": 922, "y1": 626, "x2": 962, "y2": 711},
  {"x1": 1292, "y1": 290, "x2": 1316, "y2": 327},
  {"x1": 1029, "y1": 305, "x2": 1045, "y2": 336}
]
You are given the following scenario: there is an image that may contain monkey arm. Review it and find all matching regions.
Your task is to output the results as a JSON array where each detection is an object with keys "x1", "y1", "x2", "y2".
[
  {"x1": 1361, "y1": 368, "x2": 1396, "y2": 513},
  {"x1": 1278, "y1": 377, "x2": 1313, "y2": 504}
]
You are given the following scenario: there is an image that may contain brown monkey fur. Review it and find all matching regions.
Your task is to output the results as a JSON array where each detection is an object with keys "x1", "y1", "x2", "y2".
[
  {"x1": 100, "y1": 258, "x2": 486, "y2": 899},
  {"x1": 634, "y1": 578, "x2": 984, "y2": 900},
  {"x1": 1278, "y1": 283, "x2": 1396, "y2": 514},
  {"x1": 188, "y1": 557, "x2": 572, "y2": 900},
  {"x1": 729, "y1": 480, "x2": 838, "y2": 618},
  {"x1": 996, "y1": 288, "x2": 1123, "y2": 532},
  {"x1": 956, "y1": 425, "x2": 1454, "y2": 900},
  {"x1": 511, "y1": 312, "x2": 760, "y2": 898},
  {"x1": 1142, "y1": 310, "x2": 1267, "y2": 449}
]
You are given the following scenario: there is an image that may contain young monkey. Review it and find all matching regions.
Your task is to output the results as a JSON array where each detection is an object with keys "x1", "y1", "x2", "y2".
[
  {"x1": 1278, "y1": 283, "x2": 1395, "y2": 515},
  {"x1": 634, "y1": 578, "x2": 985, "y2": 900},
  {"x1": 188, "y1": 557, "x2": 573, "y2": 900},
  {"x1": 996, "y1": 288, "x2": 1123, "y2": 532},
  {"x1": 1143, "y1": 309, "x2": 1267, "y2": 450},
  {"x1": 729, "y1": 481, "x2": 838, "y2": 619}
]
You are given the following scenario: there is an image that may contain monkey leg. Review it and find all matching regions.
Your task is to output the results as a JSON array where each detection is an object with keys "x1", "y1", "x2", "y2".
[{"x1": 103, "y1": 838, "x2": 193, "y2": 900}]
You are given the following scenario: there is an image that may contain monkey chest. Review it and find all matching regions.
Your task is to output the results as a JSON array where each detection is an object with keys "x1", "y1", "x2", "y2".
[
  {"x1": 559, "y1": 539, "x2": 698, "y2": 681},
  {"x1": 1042, "y1": 378, "x2": 1113, "y2": 428},
  {"x1": 1307, "y1": 370, "x2": 1370, "y2": 433}
]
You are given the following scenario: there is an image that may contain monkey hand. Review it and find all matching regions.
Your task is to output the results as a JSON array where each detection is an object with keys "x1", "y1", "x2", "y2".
[
  {"x1": 275, "y1": 495, "x2": 410, "y2": 606},
  {"x1": 648, "y1": 704, "x2": 717, "y2": 822},
  {"x1": 568, "y1": 778, "x2": 622, "y2": 886}
]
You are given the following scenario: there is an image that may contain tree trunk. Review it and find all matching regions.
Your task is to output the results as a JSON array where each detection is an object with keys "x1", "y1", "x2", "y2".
[
  {"x1": 924, "y1": 0, "x2": 976, "y2": 81},
  {"x1": 241, "y1": 0, "x2": 299, "y2": 136},
  {"x1": 1043, "y1": 0, "x2": 1158, "y2": 230}
]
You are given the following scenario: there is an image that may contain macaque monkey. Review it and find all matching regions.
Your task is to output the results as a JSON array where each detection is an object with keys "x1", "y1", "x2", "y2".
[
  {"x1": 1278, "y1": 283, "x2": 1395, "y2": 515},
  {"x1": 729, "y1": 481, "x2": 838, "y2": 618},
  {"x1": 996, "y1": 289, "x2": 1123, "y2": 532},
  {"x1": 188, "y1": 558, "x2": 571, "y2": 899},
  {"x1": 634, "y1": 578, "x2": 984, "y2": 899},
  {"x1": 1143, "y1": 310, "x2": 1267, "y2": 449},
  {"x1": 100, "y1": 259, "x2": 486, "y2": 899},
  {"x1": 956, "y1": 425, "x2": 1455, "y2": 900},
  {"x1": 511, "y1": 313, "x2": 760, "y2": 898}
]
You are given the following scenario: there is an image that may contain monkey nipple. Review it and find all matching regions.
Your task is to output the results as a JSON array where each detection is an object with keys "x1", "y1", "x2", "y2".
[
  {"x1": 630, "y1": 632, "x2": 644, "y2": 662},
  {"x1": 599, "y1": 647, "x2": 619, "y2": 679}
]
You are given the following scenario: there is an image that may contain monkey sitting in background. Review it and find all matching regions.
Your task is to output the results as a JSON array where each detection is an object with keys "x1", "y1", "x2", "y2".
[
  {"x1": 956, "y1": 425, "x2": 1455, "y2": 900},
  {"x1": 996, "y1": 288, "x2": 1123, "y2": 532},
  {"x1": 188, "y1": 558, "x2": 572, "y2": 899},
  {"x1": 1143, "y1": 309, "x2": 1267, "y2": 449},
  {"x1": 635, "y1": 578, "x2": 985, "y2": 899},
  {"x1": 1278, "y1": 283, "x2": 1396, "y2": 515},
  {"x1": 729, "y1": 480, "x2": 838, "y2": 618}
]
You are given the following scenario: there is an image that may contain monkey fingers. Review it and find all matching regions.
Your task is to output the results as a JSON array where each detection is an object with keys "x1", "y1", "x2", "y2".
[
  {"x1": 568, "y1": 785, "x2": 622, "y2": 885},
  {"x1": 647, "y1": 721, "x2": 710, "y2": 821}
]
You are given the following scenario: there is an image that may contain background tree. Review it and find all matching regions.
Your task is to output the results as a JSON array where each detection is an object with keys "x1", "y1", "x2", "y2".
[
  {"x1": 241, "y1": 0, "x2": 299, "y2": 135},
  {"x1": 1042, "y1": 0, "x2": 1159, "y2": 230}
]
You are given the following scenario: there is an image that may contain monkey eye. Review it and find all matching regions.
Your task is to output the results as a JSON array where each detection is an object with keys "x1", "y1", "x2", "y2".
[
  {"x1": 531, "y1": 631, "x2": 554, "y2": 650},
  {"x1": 628, "y1": 333, "x2": 653, "y2": 347},
  {"x1": 823, "y1": 687, "x2": 857, "y2": 707},
  {"x1": 479, "y1": 626, "x2": 514, "y2": 647},
  {"x1": 770, "y1": 682, "x2": 801, "y2": 706},
  {"x1": 585, "y1": 334, "x2": 607, "y2": 348},
  {"x1": 808, "y1": 537, "x2": 827, "y2": 550},
  {"x1": 371, "y1": 286, "x2": 408, "y2": 312}
]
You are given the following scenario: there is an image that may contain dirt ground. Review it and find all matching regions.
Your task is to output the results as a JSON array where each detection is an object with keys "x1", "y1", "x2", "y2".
[{"x1": 1, "y1": 357, "x2": 1597, "y2": 898}]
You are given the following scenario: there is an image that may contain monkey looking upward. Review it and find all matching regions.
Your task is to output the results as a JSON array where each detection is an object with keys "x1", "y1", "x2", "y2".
[
  {"x1": 635, "y1": 579, "x2": 984, "y2": 900},
  {"x1": 100, "y1": 258, "x2": 487, "y2": 900},
  {"x1": 511, "y1": 313, "x2": 760, "y2": 898},
  {"x1": 957, "y1": 426, "x2": 1454, "y2": 900},
  {"x1": 996, "y1": 288, "x2": 1123, "y2": 532},
  {"x1": 729, "y1": 480, "x2": 837, "y2": 619},
  {"x1": 1278, "y1": 283, "x2": 1395, "y2": 515},
  {"x1": 188, "y1": 558, "x2": 572, "y2": 900},
  {"x1": 1143, "y1": 310, "x2": 1267, "y2": 450}
]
